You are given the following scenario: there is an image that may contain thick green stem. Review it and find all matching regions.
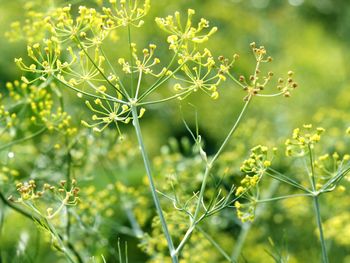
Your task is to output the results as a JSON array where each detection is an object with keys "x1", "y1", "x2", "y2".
[
  {"x1": 131, "y1": 106, "x2": 177, "y2": 263},
  {"x1": 313, "y1": 196, "x2": 329, "y2": 263}
]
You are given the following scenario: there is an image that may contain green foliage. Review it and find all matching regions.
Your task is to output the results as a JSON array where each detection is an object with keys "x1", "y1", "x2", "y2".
[{"x1": 0, "y1": 1, "x2": 349, "y2": 263}]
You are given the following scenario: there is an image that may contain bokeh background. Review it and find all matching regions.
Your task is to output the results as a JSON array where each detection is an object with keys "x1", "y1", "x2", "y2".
[{"x1": 0, "y1": 0, "x2": 349, "y2": 262}]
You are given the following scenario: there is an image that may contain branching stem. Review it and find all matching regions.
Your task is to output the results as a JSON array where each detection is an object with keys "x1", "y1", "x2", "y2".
[{"x1": 131, "y1": 106, "x2": 177, "y2": 263}]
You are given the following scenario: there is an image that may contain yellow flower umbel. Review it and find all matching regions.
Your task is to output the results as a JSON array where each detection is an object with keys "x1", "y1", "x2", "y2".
[
  {"x1": 82, "y1": 97, "x2": 145, "y2": 135},
  {"x1": 15, "y1": 38, "x2": 74, "y2": 83},
  {"x1": 103, "y1": 0, "x2": 151, "y2": 28},
  {"x1": 172, "y1": 49, "x2": 224, "y2": 100},
  {"x1": 235, "y1": 145, "x2": 274, "y2": 222},
  {"x1": 118, "y1": 43, "x2": 164, "y2": 76},
  {"x1": 44, "y1": 5, "x2": 108, "y2": 47},
  {"x1": 285, "y1": 124, "x2": 325, "y2": 157},
  {"x1": 156, "y1": 9, "x2": 218, "y2": 51}
]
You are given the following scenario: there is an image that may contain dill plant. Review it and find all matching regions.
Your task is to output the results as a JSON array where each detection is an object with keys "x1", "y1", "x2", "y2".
[{"x1": 0, "y1": 0, "x2": 303, "y2": 262}]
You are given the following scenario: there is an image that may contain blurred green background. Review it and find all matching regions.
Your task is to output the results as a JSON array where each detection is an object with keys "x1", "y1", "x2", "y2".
[{"x1": 0, "y1": 0, "x2": 349, "y2": 262}]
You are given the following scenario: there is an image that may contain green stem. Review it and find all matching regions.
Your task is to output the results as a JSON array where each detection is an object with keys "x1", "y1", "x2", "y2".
[
  {"x1": 308, "y1": 144, "x2": 317, "y2": 192},
  {"x1": 74, "y1": 37, "x2": 128, "y2": 99},
  {"x1": 175, "y1": 97, "x2": 252, "y2": 256},
  {"x1": 232, "y1": 223, "x2": 250, "y2": 261},
  {"x1": 197, "y1": 226, "x2": 233, "y2": 262},
  {"x1": 135, "y1": 70, "x2": 143, "y2": 99},
  {"x1": 130, "y1": 106, "x2": 177, "y2": 263},
  {"x1": 0, "y1": 127, "x2": 47, "y2": 152},
  {"x1": 127, "y1": 25, "x2": 135, "y2": 96},
  {"x1": 231, "y1": 180, "x2": 280, "y2": 261},
  {"x1": 52, "y1": 75, "x2": 125, "y2": 104},
  {"x1": 193, "y1": 166, "x2": 210, "y2": 221},
  {"x1": 256, "y1": 193, "x2": 312, "y2": 203},
  {"x1": 196, "y1": 97, "x2": 251, "y2": 217},
  {"x1": 138, "y1": 89, "x2": 191, "y2": 106},
  {"x1": 138, "y1": 40, "x2": 184, "y2": 101},
  {"x1": 313, "y1": 196, "x2": 329, "y2": 263},
  {"x1": 211, "y1": 97, "x2": 251, "y2": 164},
  {"x1": 0, "y1": 192, "x2": 82, "y2": 263},
  {"x1": 138, "y1": 62, "x2": 186, "y2": 103},
  {"x1": 99, "y1": 46, "x2": 130, "y2": 99},
  {"x1": 65, "y1": 146, "x2": 72, "y2": 240},
  {"x1": 45, "y1": 219, "x2": 76, "y2": 263}
]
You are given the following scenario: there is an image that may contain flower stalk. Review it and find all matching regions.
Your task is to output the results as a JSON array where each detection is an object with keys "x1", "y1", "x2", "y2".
[{"x1": 131, "y1": 105, "x2": 177, "y2": 263}]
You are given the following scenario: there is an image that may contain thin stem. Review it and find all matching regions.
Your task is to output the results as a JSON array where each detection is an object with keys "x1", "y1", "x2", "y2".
[
  {"x1": 193, "y1": 166, "x2": 210, "y2": 221},
  {"x1": 138, "y1": 62, "x2": 186, "y2": 103},
  {"x1": 99, "y1": 46, "x2": 130, "y2": 99},
  {"x1": 135, "y1": 70, "x2": 143, "y2": 99},
  {"x1": 138, "y1": 90, "x2": 191, "y2": 106},
  {"x1": 130, "y1": 106, "x2": 177, "y2": 263},
  {"x1": 138, "y1": 40, "x2": 184, "y2": 101},
  {"x1": 74, "y1": 37, "x2": 129, "y2": 99},
  {"x1": 0, "y1": 191, "x2": 82, "y2": 263},
  {"x1": 175, "y1": 225, "x2": 195, "y2": 256},
  {"x1": 320, "y1": 165, "x2": 350, "y2": 192},
  {"x1": 308, "y1": 144, "x2": 317, "y2": 192},
  {"x1": 211, "y1": 96, "x2": 251, "y2": 164},
  {"x1": 227, "y1": 72, "x2": 246, "y2": 89},
  {"x1": 124, "y1": 205, "x2": 144, "y2": 238},
  {"x1": 0, "y1": 192, "x2": 35, "y2": 220},
  {"x1": 175, "y1": 97, "x2": 252, "y2": 256},
  {"x1": 265, "y1": 171, "x2": 312, "y2": 194},
  {"x1": 231, "y1": 180, "x2": 280, "y2": 261},
  {"x1": 197, "y1": 226, "x2": 233, "y2": 262},
  {"x1": 256, "y1": 193, "x2": 312, "y2": 203},
  {"x1": 232, "y1": 223, "x2": 250, "y2": 261},
  {"x1": 52, "y1": 75, "x2": 126, "y2": 104},
  {"x1": 45, "y1": 220, "x2": 76, "y2": 263},
  {"x1": 0, "y1": 127, "x2": 47, "y2": 152},
  {"x1": 313, "y1": 196, "x2": 328, "y2": 263},
  {"x1": 127, "y1": 25, "x2": 135, "y2": 96},
  {"x1": 256, "y1": 92, "x2": 284, "y2": 97},
  {"x1": 65, "y1": 146, "x2": 72, "y2": 239}
]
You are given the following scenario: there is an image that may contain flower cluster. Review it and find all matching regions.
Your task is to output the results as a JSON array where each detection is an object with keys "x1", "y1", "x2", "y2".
[
  {"x1": 6, "y1": 80, "x2": 77, "y2": 135},
  {"x1": 118, "y1": 43, "x2": 164, "y2": 76},
  {"x1": 156, "y1": 9, "x2": 218, "y2": 49},
  {"x1": 60, "y1": 48, "x2": 105, "y2": 86},
  {"x1": 82, "y1": 98, "x2": 145, "y2": 133},
  {"x1": 276, "y1": 70, "x2": 298, "y2": 98},
  {"x1": 235, "y1": 145, "x2": 274, "y2": 222},
  {"x1": 103, "y1": 0, "x2": 151, "y2": 28},
  {"x1": 239, "y1": 145, "x2": 273, "y2": 177},
  {"x1": 285, "y1": 124, "x2": 325, "y2": 157},
  {"x1": 47, "y1": 5, "x2": 111, "y2": 49},
  {"x1": 315, "y1": 152, "x2": 350, "y2": 174},
  {"x1": 15, "y1": 38, "x2": 72, "y2": 83},
  {"x1": 12, "y1": 179, "x2": 79, "y2": 219},
  {"x1": 172, "y1": 49, "x2": 224, "y2": 100},
  {"x1": 237, "y1": 43, "x2": 297, "y2": 101}
]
